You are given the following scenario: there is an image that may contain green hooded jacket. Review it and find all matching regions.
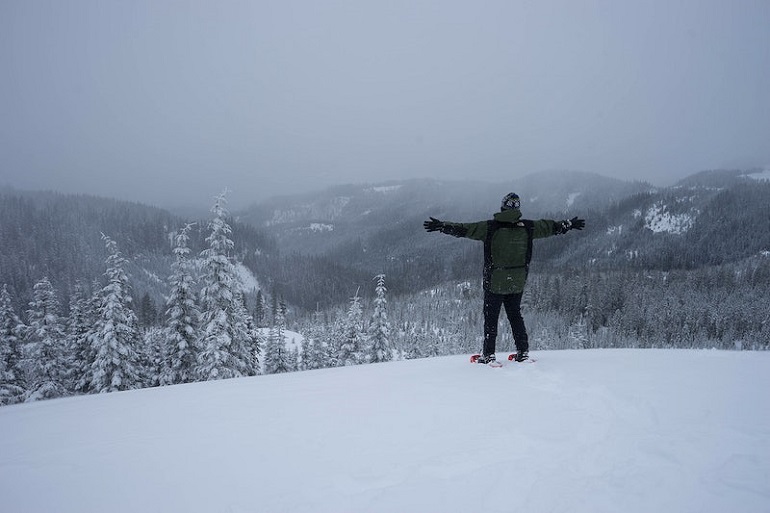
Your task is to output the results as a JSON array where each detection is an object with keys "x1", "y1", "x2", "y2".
[{"x1": 443, "y1": 208, "x2": 558, "y2": 294}]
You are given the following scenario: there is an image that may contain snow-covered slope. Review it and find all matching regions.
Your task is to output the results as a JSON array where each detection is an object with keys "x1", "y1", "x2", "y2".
[{"x1": 1, "y1": 350, "x2": 769, "y2": 513}]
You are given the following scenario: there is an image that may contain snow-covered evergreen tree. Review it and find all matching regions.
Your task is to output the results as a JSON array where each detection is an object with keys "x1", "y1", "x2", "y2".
[
  {"x1": 402, "y1": 321, "x2": 428, "y2": 360},
  {"x1": 24, "y1": 277, "x2": 68, "y2": 401},
  {"x1": 89, "y1": 235, "x2": 142, "y2": 393},
  {"x1": 367, "y1": 274, "x2": 392, "y2": 363},
  {"x1": 67, "y1": 281, "x2": 96, "y2": 394},
  {"x1": 264, "y1": 305, "x2": 292, "y2": 374},
  {"x1": 322, "y1": 321, "x2": 342, "y2": 368},
  {"x1": 137, "y1": 293, "x2": 158, "y2": 328},
  {"x1": 338, "y1": 291, "x2": 364, "y2": 366},
  {"x1": 568, "y1": 314, "x2": 590, "y2": 349},
  {"x1": 233, "y1": 291, "x2": 258, "y2": 375},
  {"x1": 0, "y1": 285, "x2": 25, "y2": 405},
  {"x1": 141, "y1": 327, "x2": 166, "y2": 388},
  {"x1": 299, "y1": 335, "x2": 311, "y2": 371},
  {"x1": 302, "y1": 322, "x2": 335, "y2": 370},
  {"x1": 74, "y1": 280, "x2": 102, "y2": 393},
  {"x1": 270, "y1": 294, "x2": 280, "y2": 326},
  {"x1": 253, "y1": 290, "x2": 267, "y2": 328},
  {"x1": 162, "y1": 224, "x2": 200, "y2": 385},
  {"x1": 195, "y1": 193, "x2": 250, "y2": 381},
  {"x1": 239, "y1": 294, "x2": 262, "y2": 376},
  {"x1": 289, "y1": 345, "x2": 300, "y2": 371}
]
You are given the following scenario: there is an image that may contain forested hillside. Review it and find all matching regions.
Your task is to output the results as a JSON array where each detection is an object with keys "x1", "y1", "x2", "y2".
[
  {"x1": 0, "y1": 190, "x2": 277, "y2": 311},
  {"x1": 1, "y1": 170, "x2": 769, "y2": 407}
]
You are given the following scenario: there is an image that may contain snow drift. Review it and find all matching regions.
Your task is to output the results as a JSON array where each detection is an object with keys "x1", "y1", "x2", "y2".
[{"x1": 1, "y1": 349, "x2": 769, "y2": 513}]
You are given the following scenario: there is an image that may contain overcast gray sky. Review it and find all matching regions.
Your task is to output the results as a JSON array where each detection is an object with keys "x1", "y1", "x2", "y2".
[{"x1": 1, "y1": 0, "x2": 769, "y2": 209}]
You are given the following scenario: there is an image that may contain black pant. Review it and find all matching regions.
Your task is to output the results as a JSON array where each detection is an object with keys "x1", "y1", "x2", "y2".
[{"x1": 483, "y1": 290, "x2": 528, "y2": 356}]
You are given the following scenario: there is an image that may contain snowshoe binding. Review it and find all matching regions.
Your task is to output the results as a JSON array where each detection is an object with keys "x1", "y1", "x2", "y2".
[
  {"x1": 507, "y1": 351, "x2": 534, "y2": 363},
  {"x1": 470, "y1": 354, "x2": 502, "y2": 367}
]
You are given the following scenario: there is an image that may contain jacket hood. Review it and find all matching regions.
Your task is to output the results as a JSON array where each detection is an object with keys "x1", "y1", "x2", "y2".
[{"x1": 493, "y1": 209, "x2": 522, "y2": 223}]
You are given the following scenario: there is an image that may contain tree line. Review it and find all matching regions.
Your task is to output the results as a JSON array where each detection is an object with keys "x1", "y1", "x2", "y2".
[
  {"x1": 367, "y1": 256, "x2": 770, "y2": 359},
  {"x1": 0, "y1": 194, "x2": 395, "y2": 406}
]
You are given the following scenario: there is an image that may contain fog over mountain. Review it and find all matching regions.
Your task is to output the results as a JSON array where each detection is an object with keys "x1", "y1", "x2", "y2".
[{"x1": 2, "y1": 1, "x2": 769, "y2": 210}]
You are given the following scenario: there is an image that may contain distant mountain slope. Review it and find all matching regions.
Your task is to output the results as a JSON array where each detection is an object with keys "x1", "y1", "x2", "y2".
[
  {"x1": 1, "y1": 349, "x2": 768, "y2": 513},
  {"x1": 237, "y1": 169, "x2": 769, "y2": 299},
  {"x1": 239, "y1": 172, "x2": 648, "y2": 257},
  {"x1": 237, "y1": 171, "x2": 651, "y2": 295},
  {"x1": 552, "y1": 174, "x2": 770, "y2": 271}
]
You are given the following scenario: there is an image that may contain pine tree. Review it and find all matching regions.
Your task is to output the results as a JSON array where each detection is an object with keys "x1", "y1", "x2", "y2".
[
  {"x1": 254, "y1": 290, "x2": 266, "y2": 328},
  {"x1": 338, "y1": 291, "x2": 364, "y2": 366},
  {"x1": 74, "y1": 280, "x2": 102, "y2": 393},
  {"x1": 271, "y1": 293, "x2": 279, "y2": 325},
  {"x1": 67, "y1": 281, "x2": 96, "y2": 394},
  {"x1": 299, "y1": 335, "x2": 311, "y2": 371},
  {"x1": 403, "y1": 322, "x2": 428, "y2": 360},
  {"x1": 367, "y1": 274, "x2": 392, "y2": 363},
  {"x1": 233, "y1": 290, "x2": 257, "y2": 375},
  {"x1": 138, "y1": 292, "x2": 158, "y2": 328},
  {"x1": 264, "y1": 304, "x2": 292, "y2": 374},
  {"x1": 89, "y1": 235, "x2": 142, "y2": 393},
  {"x1": 302, "y1": 324, "x2": 331, "y2": 370},
  {"x1": 240, "y1": 294, "x2": 262, "y2": 376},
  {"x1": 162, "y1": 224, "x2": 200, "y2": 385},
  {"x1": 289, "y1": 345, "x2": 300, "y2": 372},
  {"x1": 568, "y1": 314, "x2": 591, "y2": 349},
  {"x1": 321, "y1": 321, "x2": 342, "y2": 368},
  {"x1": 24, "y1": 277, "x2": 68, "y2": 401},
  {"x1": 141, "y1": 327, "x2": 166, "y2": 388},
  {"x1": 0, "y1": 285, "x2": 25, "y2": 405},
  {"x1": 195, "y1": 193, "x2": 250, "y2": 381}
]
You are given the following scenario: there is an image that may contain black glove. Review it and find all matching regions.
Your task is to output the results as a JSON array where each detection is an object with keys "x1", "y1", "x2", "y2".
[
  {"x1": 570, "y1": 217, "x2": 585, "y2": 230},
  {"x1": 556, "y1": 216, "x2": 585, "y2": 234},
  {"x1": 424, "y1": 217, "x2": 444, "y2": 232}
]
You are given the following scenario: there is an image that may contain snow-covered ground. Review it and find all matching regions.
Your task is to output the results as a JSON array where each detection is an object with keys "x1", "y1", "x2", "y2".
[{"x1": 1, "y1": 349, "x2": 769, "y2": 513}]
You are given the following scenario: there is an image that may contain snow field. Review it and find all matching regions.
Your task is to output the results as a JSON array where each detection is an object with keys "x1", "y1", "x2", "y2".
[{"x1": 1, "y1": 349, "x2": 769, "y2": 513}]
